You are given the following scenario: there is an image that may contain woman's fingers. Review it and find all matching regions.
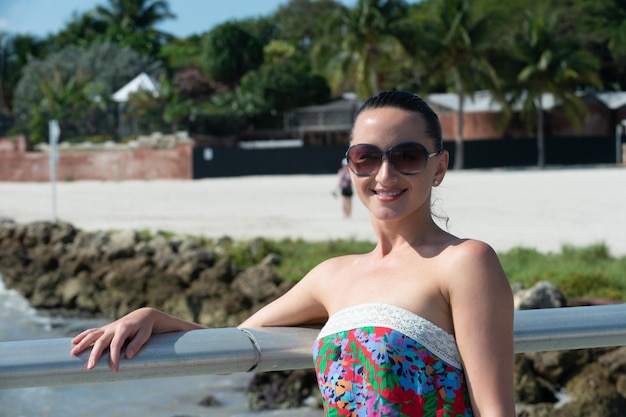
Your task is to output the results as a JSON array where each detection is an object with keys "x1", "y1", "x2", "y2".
[
  {"x1": 86, "y1": 331, "x2": 114, "y2": 370},
  {"x1": 125, "y1": 325, "x2": 151, "y2": 359},
  {"x1": 108, "y1": 330, "x2": 129, "y2": 373},
  {"x1": 70, "y1": 328, "x2": 103, "y2": 355}
]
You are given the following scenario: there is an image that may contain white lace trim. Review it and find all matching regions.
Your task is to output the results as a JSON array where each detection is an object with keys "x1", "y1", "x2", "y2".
[{"x1": 317, "y1": 303, "x2": 463, "y2": 369}]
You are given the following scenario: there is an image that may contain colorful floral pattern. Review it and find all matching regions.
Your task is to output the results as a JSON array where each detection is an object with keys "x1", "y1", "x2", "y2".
[{"x1": 312, "y1": 305, "x2": 473, "y2": 417}]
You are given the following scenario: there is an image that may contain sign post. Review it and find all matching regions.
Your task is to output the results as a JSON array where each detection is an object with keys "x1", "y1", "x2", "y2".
[{"x1": 49, "y1": 120, "x2": 60, "y2": 223}]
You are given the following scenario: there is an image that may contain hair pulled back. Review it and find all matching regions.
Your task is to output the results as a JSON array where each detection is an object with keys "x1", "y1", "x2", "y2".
[{"x1": 352, "y1": 90, "x2": 443, "y2": 151}]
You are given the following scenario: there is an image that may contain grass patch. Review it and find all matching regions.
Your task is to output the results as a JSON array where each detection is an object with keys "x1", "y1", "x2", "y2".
[
  {"x1": 229, "y1": 239, "x2": 625, "y2": 300},
  {"x1": 272, "y1": 238, "x2": 375, "y2": 282},
  {"x1": 133, "y1": 229, "x2": 625, "y2": 301},
  {"x1": 499, "y1": 243, "x2": 626, "y2": 300},
  {"x1": 212, "y1": 237, "x2": 375, "y2": 281}
]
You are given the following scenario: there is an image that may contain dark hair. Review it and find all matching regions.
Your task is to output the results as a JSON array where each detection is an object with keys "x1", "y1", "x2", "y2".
[{"x1": 351, "y1": 90, "x2": 443, "y2": 151}]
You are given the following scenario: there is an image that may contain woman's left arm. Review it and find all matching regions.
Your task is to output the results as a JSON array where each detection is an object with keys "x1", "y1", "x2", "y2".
[{"x1": 447, "y1": 240, "x2": 515, "y2": 417}]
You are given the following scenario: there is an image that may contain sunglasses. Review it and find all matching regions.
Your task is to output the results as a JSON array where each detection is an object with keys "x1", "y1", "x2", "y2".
[{"x1": 345, "y1": 142, "x2": 442, "y2": 177}]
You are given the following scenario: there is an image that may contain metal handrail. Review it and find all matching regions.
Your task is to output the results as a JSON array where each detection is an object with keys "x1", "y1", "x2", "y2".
[{"x1": 1, "y1": 304, "x2": 625, "y2": 390}]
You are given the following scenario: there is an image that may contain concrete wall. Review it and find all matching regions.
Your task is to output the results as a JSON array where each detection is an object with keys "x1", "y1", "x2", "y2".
[{"x1": 0, "y1": 136, "x2": 193, "y2": 182}]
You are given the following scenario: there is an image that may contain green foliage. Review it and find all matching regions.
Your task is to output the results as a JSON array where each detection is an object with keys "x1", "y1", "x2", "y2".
[
  {"x1": 188, "y1": 110, "x2": 248, "y2": 136},
  {"x1": 270, "y1": 0, "x2": 344, "y2": 49},
  {"x1": 412, "y1": 0, "x2": 503, "y2": 169},
  {"x1": 136, "y1": 229, "x2": 177, "y2": 240},
  {"x1": 223, "y1": 238, "x2": 626, "y2": 299},
  {"x1": 213, "y1": 237, "x2": 279, "y2": 270},
  {"x1": 200, "y1": 57, "x2": 331, "y2": 132},
  {"x1": 237, "y1": 60, "x2": 331, "y2": 114},
  {"x1": 4, "y1": 0, "x2": 626, "y2": 147},
  {"x1": 502, "y1": 10, "x2": 601, "y2": 166},
  {"x1": 212, "y1": 236, "x2": 375, "y2": 280},
  {"x1": 201, "y1": 22, "x2": 264, "y2": 86},
  {"x1": 93, "y1": 0, "x2": 175, "y2": 56},
  {"x1": 313, "y1": 0, "x2": 416, "y2": 98},
  {"x1": 159, "y1": 36, "x2": 203, "y2": 72},
  {"x1": 500, "y1": 243, "x2": 626, "y2": 300},
  {"x1": 272, "y1": 238, "x2": 375, "y2": 282},
  {"x1": 12, "y1": 41, "x2": 158, "y2": 143}
]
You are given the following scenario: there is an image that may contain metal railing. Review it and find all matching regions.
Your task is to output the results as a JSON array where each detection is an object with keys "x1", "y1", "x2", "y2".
[{"x1": 1, "y1": 304, "x2": 625, "y2": 390}]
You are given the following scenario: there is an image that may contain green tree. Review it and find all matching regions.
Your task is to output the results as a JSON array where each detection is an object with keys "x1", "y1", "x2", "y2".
[
  {"x1": 48, "y1": 12, "x2": 109, "y2": 51},
  {"x1": 95, "y1": 0, "x2": 175, "y2": 31},
  {"x1": 314, "y1": 0, "x2": 416, "y2": 98},
  {"x1": 125, "y1": 74, "x2": 191, "y2": 134},
  {"x1": 415, "y1": 0, "x2": 501, "y2": 169},
  {"x1": 210, "y1": 52, "x2": 330, "y2": 130},
  {"x1": 271, "y1": 0, "x2": 344, "y2": 50},
  {"x1": 94, "y1": 0, "x2": 176, "y2": 56},
  {"x1": 159, "y1": 35, "x2": 203, "y2": 73},
  {"x1": 551, "y1": 0, "x2": 626, "y2": 90},
  {"x1": 13, "y1": 42, "x2": 158, "y2": 142},
  {"x1": 505, "y1": 12, "x2": 601, "y2": 167},
  {"x1": 0, "y1": 33, "x2": 47, "y2": 114},
  {"x1": 201, "y1": 22, "x2": 264, "y2": 87}
]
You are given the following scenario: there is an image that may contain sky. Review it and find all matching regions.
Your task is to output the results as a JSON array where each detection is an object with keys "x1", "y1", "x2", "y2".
[{"x1": 0, "y1": 0, "x2": 358, "y2": 39}]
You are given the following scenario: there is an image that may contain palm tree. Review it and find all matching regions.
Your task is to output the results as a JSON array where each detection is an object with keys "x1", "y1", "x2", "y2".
[
  {"x1": 313, "y1": 0, "x2": 415, "y2": 99},
  {"x1": 416, "y1": 0, "x2": 501, "y2": 170},
  {"x1": 94, "y1": 0, "x2": 175, "y2": 56},
  {"x1": 95, "y1": 0, "x2": 175, "y2": 32},
  {"x1": 505, "y1": 12, "x2": 601, "y2": 167}
]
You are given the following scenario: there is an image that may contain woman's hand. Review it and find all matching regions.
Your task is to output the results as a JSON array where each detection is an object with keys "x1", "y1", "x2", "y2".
[{"x1": 70, "y1": 307, "x2": 158, "y2": 373}]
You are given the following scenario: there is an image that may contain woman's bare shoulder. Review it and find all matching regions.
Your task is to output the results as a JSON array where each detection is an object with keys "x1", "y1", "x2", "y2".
[
  {"x1": 442, "y1": 237, "x2": 500, "y2": 263},
  {"x1": 305, "y1": 252, "x2": 364, "y2": 280},
  {"x1": 439, "y1": 238, "x2": 509, "y2": 292}
]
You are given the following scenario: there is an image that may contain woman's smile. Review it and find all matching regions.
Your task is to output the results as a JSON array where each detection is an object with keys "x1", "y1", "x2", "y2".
[{"x1": 372, "y1": 188, "x2": 406, "y2": 201}]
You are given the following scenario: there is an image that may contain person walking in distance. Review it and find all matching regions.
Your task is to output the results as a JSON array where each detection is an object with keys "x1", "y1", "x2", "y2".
[
  {"x1": 71, "y1": 90, "x2": 515, "y2": 417},
  {"x1": 337, "y1": 158, "x2": 353, "y2": 218}
]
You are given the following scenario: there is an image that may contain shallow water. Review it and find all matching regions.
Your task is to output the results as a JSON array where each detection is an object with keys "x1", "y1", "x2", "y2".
[{"x1": 0, "y1": 278, "x2": 322, "y2": 417}]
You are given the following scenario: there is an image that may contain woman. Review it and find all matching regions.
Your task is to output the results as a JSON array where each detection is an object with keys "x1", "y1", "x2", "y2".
[{"x1": 71, "y1": 90, "x2": 515, "y2": 416}]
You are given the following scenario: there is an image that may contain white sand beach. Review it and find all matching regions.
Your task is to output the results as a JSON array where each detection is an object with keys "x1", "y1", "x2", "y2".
[{"x1": 1, "y1": 166, "x2": 625, "y2": 256}]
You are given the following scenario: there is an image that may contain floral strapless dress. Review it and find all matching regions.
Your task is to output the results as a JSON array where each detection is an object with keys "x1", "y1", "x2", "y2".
[{"x1": 312, "y1": 303, "x2": 473, "y2": 417}]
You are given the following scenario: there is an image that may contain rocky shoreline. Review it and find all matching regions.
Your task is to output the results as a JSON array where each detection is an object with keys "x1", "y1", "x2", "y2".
[{"x1": 1, "y1": 219, "x2": 625, "y2": 416}]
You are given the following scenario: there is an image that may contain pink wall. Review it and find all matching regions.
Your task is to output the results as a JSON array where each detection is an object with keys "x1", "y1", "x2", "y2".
[{"x1": 0, "y1": 136, "x2": 193, "y2": 182}]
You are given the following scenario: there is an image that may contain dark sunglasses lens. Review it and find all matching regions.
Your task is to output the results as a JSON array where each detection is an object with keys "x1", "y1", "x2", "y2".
[
  {"x1": 390, "y1": 143, "x2": 428, "y2": 174},
  {"x1": 347, "y1": 145, "x2": 381, "y2": 175}
]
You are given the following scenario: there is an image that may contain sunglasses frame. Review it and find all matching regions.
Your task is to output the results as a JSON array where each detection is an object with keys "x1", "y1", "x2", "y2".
[{"x1": 345, "y1": 142, "x2": 442, "y2": 177}]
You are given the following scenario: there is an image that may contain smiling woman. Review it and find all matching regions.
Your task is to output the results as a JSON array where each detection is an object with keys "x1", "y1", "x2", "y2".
[{"x1": 67, "y1": 90, "x2": 515, "y2": 417}]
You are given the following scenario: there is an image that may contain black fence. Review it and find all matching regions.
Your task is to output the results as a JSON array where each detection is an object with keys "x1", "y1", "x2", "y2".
[{"x1": 193, "y1": 135, "x2": 620, "y2": 179}]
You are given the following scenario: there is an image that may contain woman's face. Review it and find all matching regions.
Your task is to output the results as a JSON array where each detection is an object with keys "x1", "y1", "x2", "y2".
[{"x1": 349, "y1": 107, "x2": 447, "y2": 222}]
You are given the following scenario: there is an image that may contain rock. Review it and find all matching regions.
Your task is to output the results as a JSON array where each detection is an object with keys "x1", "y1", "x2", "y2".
[
  {"x1": 515, "y1": 354, "x2": 557, "y2": 404},
  {"x1": 246, "y1": 370, "x2": 320, "y2": 411},
  {"x1": 555, "y1": 362, "x2": 626, "y2": 417},
  {"x1": 514, "y1": 281, "x2": 567, "y2": 310},
  {"x1": 105, "y1": 230, "x2": 137, "y2": 260},
  {"x1": 597, "y1": 346, "x2": 626, "y2": 373},
  {"x1": 198, "y1": 394, "x2": 221, "y2": 407},
  {"x1": 230, "y1": 265, "x2": 282, "y2": 305}
]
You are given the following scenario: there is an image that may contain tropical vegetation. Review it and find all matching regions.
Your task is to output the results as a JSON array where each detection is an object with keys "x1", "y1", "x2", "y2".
[{"x1": 0, "y1": 0, "x2": 624, "y2": 167}]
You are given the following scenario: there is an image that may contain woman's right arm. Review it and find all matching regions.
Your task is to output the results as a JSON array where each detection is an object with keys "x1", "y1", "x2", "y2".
[
  {"x1": 70, "y1": 307, "x2": 206, "y2": 373},
  {"x1": 71, "y1": 258, "x2": 333, "y2": 373}
]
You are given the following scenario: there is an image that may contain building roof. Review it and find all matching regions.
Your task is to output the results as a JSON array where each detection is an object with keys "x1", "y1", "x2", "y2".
[
  {"x1": 427, "y1": 90, "x2": 558, "y2": 113},
  {"x1": 592, "y1": 91, "x2": 626, "y2": 110},
  {"x1": 112, "y1": 72, "x2": 160, "y2": 103},
  {"x1": 427, "y1": 90, "x2": 626, "y2": 113}
]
